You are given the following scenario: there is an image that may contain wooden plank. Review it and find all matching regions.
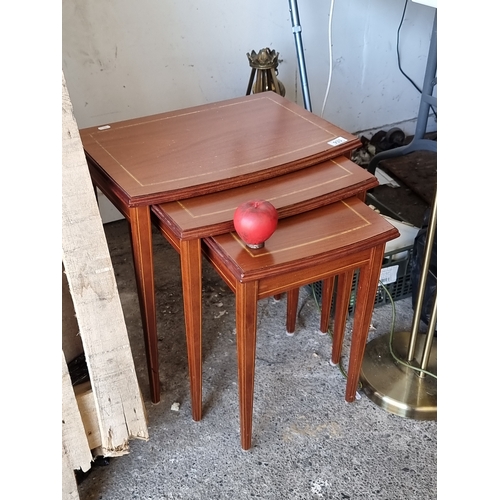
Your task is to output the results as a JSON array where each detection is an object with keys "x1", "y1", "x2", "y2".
[
  {"x1": 62, "y1": 450, "x2": 80, "y2": 500},
  {"x1": 61, "y1": 71, "x2": 149, "y2": 456},
  {"x1": 62, "y1": 351, "x2": 91, "y2": 499},
  {"x1": 74, "y1": 382, "x2": 102, "y2": 450},
  {"x1": 62, "y1": 262, "x2": 83, "y2": 363}
]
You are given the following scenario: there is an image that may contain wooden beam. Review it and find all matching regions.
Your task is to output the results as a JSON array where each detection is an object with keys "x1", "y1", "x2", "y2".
[
  {"x1": 61, "y1": 71, "x2": 149, "y2": 457},
  {"x1": 62, "y1": 351, "x2": 91, "y2": 499},
  {"x1": 74, "y1": 381, "x2": 102, "y2": 451}
]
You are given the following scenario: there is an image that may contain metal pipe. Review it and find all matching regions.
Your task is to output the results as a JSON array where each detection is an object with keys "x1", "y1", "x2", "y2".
[
  {"x1": 414, "y1": 11, "x2": 437, "y2": 140},
  {"x1": 407, "y1": 192, "x2": 437, "y2": 362},
  {"x1": 418, "y1": 293, "x2": 437, "y2": 378},
  {"x1": 288, "y1": 0, "x2": 312, "y2": 112},
  {"x1": 367, "y1": 9, "x2": 437, "y2": 175}
]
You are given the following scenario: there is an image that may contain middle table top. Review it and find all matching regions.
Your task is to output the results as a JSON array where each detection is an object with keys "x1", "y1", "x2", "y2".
[
  {"x1": 80, "y1": 92, "x2": 361, "y2": 207},
  {"x1": 152, "y1": 155, "x2": 378, "y2": 241}
]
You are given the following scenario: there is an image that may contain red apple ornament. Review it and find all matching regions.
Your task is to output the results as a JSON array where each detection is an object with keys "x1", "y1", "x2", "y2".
[{"x1": 233, "y1": 199, "x2": 278, "y2": 249}]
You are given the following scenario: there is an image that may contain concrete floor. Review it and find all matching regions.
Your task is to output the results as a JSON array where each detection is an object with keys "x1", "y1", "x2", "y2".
[{"x1": 77, "y1": 219, "x2": 437, "y2": 500}]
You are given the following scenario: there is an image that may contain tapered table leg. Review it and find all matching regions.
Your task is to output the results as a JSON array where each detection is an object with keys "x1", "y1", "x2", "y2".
[
  {"x1": 179, "y1": 239, "x2": 203, "y2": 421},
  {"x1": 345, "y1": 246, "x2": 385, "y2": 402},
  {"x1": 319, "y1": 277, "x2": 335, "y2": 334},
  {"x1": 331, "y1": 270, "x2": 354, "y2": 364},
  {"x1": 129, "y1": 206, "x2": 160, "y2": 403},
  {"x1": 285, "y1": 288, "x2": 300, "y2": 335},
  {"x1": 235, "y1": 280, "x2": 258, "y2": 450}
]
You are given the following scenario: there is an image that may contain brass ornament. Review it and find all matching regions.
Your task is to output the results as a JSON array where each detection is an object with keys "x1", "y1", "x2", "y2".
[{"x1": 246, "y1": 48, "x2": 285, "y2": 97}]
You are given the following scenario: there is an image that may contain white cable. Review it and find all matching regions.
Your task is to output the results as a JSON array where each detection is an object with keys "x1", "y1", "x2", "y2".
[{"x1": 321, "y1": 0, "x2": 336, "y2": 117}]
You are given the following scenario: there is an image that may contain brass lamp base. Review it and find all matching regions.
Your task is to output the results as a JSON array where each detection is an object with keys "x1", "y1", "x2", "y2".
[{"x1": 360, "y1": 331, "x2": 437, "y2": 420}]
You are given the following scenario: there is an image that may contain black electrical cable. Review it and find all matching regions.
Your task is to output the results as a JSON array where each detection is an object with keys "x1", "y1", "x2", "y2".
[
  {"x1": 309, "y1": 278, "x2": 437, "y2": 388},
  {"x1": 397, "y1": 0, "x2": 421, "y2": 93},
  {"x1": 397, "y1": 0, "x2": 437, "y2": 118}
]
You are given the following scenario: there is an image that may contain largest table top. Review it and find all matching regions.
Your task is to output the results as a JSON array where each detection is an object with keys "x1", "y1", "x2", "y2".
[{"x1": 79, "y1": 92, "x2": 361, "y2": 207}]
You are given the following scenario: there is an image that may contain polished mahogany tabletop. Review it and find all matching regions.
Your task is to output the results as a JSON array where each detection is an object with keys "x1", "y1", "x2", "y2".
[
  {"x1": 80, "y1": 92, "x2": 361, "y2": 207},
  {"x1": 206, "y1": 197, "x2": 399, "y2": 283},
  {"x1": 152, "y1": 155, "x2": 377, "y2": 241}
]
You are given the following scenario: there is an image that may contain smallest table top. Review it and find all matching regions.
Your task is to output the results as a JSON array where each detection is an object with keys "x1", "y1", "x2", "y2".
[{"x1": 204, "y1": 197, "x2": 400, "y2": 282}]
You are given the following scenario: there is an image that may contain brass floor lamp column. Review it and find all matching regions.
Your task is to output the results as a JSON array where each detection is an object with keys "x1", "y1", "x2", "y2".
[{"x1": 360, "y1": 193, "x2": 437, "y2": 420}]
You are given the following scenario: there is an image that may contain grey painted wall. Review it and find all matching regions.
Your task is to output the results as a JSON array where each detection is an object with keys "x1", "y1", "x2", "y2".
[{"x1": 62, "y1": 0, "x2": 436, "y2": 136}]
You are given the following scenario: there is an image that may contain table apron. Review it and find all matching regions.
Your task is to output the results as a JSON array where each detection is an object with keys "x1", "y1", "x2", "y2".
[
  {"x1": 202, "y1": 243, "x2": 375, "y2": 301},
  {"x1": 256, "y1": 255, "x2": 372, "y2": 299},
  {"x1": 87, "y1": 158, "x2": 132, "y2": 220}
]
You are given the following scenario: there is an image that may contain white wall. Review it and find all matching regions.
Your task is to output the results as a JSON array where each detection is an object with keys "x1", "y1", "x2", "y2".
[
  {"x1": 62, "y1": 0, "x2": 436, "y2": 137},
  {"x1": 300, "y1": 0, "x2": 436, "y2": 134}
]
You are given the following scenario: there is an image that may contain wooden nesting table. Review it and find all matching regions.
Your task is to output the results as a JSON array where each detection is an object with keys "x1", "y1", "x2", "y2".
[
  {"x1": 202, "y1": 197, "x2": 399, "y2": 449},
  {"x1": 79, "y1": 92, "x2": 362, "y2": 403},
  {"x1": 151, "y1": 156, "x2": 378, "y2": 420}
]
